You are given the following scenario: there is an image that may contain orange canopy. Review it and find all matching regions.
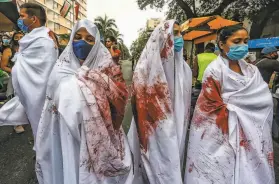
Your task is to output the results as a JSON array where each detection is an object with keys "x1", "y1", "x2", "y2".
[{"x1": 181, "y1": 15, "x2": 241, "y2": 44}]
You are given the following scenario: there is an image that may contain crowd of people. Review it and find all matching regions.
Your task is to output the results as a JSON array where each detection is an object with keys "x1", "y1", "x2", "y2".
[{"x1": 0, "y1": 2, "x2": 277, "y2": 184}]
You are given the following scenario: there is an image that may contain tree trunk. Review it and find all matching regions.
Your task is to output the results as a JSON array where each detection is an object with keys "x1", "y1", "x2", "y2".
[
  {"x1": 174, "y1": 0, "x2": 195, "y2": 18},
  {"x1": 250, "y1": 2, "x2": 279, "y2": 39}
]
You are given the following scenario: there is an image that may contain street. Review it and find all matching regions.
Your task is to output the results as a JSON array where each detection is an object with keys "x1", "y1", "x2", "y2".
[{"x1": 0, "y1": 60, "x2": 278, "y2": 184}]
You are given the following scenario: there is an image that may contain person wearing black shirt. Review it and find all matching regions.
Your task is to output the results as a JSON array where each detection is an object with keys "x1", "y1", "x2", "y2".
[{"x1": 256, "y1": 46, "x2": 279, "y2": 83}]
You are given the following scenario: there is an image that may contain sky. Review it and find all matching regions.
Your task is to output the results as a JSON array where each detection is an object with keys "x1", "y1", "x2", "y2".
[{"x1": 87, "y1": 0, "x2": 166, "y2": 48}]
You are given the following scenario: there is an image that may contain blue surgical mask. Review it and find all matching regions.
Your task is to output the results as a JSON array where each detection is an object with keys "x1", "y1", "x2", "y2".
[
  {"x1": 226, "y1": 44, "x2": 249, "y2": 61},
  {"x1": 174, "y1": 36, "x2": 184, "y2": 52},
  {"x1": 2, "y1": 39, "x2": 10, "y2": 46},
  {"x1": 72, "y1": 40, "x2": 93, "y2": 60},
  {"x1": 17, "y1": 19, "x2": 33, "y2": 33}
]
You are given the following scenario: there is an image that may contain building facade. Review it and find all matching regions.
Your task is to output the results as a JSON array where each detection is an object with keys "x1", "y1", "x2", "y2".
[
  {"x1": 146, "y1": 18, "x2": 162, "y2": 32},
  {"x1": 17, "y1": 0, "x2": 87, "y2": 34}
]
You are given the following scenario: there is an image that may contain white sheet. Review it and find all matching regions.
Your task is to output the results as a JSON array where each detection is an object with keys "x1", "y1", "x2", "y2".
[
  {"x1": 185, "y1": 56, "x2": 275, "y2": 184},
  {"x1": 35, "y1": 19, "x2": 133, "y2": 184},
  {"x1": 0, "y1": 26, "x2": 58, "y2": 137},
  {"x1": 128, "y1": 20, "x2": 192, "y2": 184}
]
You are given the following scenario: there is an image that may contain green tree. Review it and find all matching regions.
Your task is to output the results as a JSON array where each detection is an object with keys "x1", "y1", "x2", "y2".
[
  {"x1": 130, "y1": 29, "x2": 150, "y2": 62},
  {"x1": 94, "y1": 14, "x2": 118, "y2": 39},
  {"x1": 94, "y1": 15, "x2": 130, "y2": 60},
  {"x1": 111, "y1": 29, "x2": 130, "y2": 60},
  {"x1": 137, "y1": 0, "x2": 279, "y2": 38}
]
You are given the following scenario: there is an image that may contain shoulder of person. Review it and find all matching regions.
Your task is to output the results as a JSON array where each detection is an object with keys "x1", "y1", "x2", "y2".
[
  {"x1": 202, "y1": 59, "x2": 220, "y2": 79},
  {"x1": 2, "y1": 47, "x2": 12, "y2": 56},
  {"x1": 34, "y1": 37, "x2": 57, "y2": 50}
]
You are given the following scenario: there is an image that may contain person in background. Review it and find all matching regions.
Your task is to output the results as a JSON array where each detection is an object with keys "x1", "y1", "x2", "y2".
[
  {"x1": 1, "y1": 31, "x2": 25, "y2": 133},
  {"x1": 105, "y1": 36, "x2": 121, "y2": 65},
  {"x1": 245, "y1": 52, "x2": 257, "y2": 64},
  {"x1": 128, "y1": 20, "x2": 192, "y2": 184},
  {"x1": 1, "y1": 32, "x2": 24, "y2": 75},
  {"x1": 131, "y1": 56, "x2": 135, "y2": 71},
  {"x1": 185, "y1": 25, "x2": 274, "y2": 184},
  {"x1": 0, "y1": 35, "x2": 11, "y2": 58},
  {"x1": 256, "y1": 46, "x2": 279, "y2": 83},
  {"x1": 193, "y1": 42, "x2": 217, "y2": 89},
  {"x1": 0, "y1": 36, "x2": 3, "y2": 53},
  {"x1": 0, "y1": 3, "x2": 58, "y2": 142}
]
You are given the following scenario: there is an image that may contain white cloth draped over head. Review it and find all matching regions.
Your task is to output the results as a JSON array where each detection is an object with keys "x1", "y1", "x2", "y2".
[
  {"x1": 0, "y1": 27, "x2": 58, "y2": 137},
  {"x1": 128, "y1": 20, "x2": 192, "y2": 184},
  {"x1": 35, "y1": 19, "x2": 133, "y2": 184},
  {"x1": 185, "y1": 56, "x2": 275, "y2": 184}
]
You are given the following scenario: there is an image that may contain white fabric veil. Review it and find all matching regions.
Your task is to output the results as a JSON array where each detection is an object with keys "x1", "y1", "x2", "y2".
[
  {"x1": 128, "y1": 20, "x2": 192, "y2": 184},
  {"x1": 36, "y1": 19, "x2": 133, "y2": 184}
]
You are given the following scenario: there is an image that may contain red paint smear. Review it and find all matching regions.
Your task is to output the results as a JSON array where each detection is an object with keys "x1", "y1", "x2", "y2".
[
  {"x1": 268, "y1": 152, "x2": 274, "y2": 167},
  {"x1": 160, "y1": 34, "x2": 173, "y2": 59},
  {"x1": 239, "y1": 127, "x2": 250, "y2": 151},
  {"x1": 188, "y1": 162, "x2": 194, "y2": 173},
  {"x1": 132, "y1": 79, "x2": 172, "y2": 152},
  {"x1": 196, "y1": 76, "x2": 229, "y2": 135}
]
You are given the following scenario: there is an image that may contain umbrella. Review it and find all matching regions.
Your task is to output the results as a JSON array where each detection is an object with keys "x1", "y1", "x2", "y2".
[
  {"x1": 180, "y1": 15, "x2": 241, "y2": 44},
  {"x1": 0, "y1": 0, "x2": 19, "y2": 31}
]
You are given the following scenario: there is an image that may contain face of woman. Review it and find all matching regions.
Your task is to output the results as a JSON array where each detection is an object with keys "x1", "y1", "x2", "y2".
[
  {"x1": 105, "y1": 38, "x2": 112, "y2": 48},
  {"x1": 219, "y1": 29, "x2": 249, "y2": 54},
  {"x1": 73, "y1": 27, "x2": 95, "y2": 44},
  {"x1": 173, "y1": 23, "x2": 184, "y2": 53},
  {"x1": 173, "y1": 23, "x2": 181, "y2": 37},
  {"x1": 14, "y1": 33, "x2": 24, "y2": 41},
  {"x1": 72, "y1": 27, "x2": 95, "y2": 62}
]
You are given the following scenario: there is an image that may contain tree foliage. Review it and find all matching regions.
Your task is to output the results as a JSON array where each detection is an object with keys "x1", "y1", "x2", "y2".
[
  {"x1": 137, "y1": 0, "x2": 279, "y2": 37},
  {"x1": 94, "y1": 14, "x2": 118, "y2": 39},
  {"x1": 94, "y1": 15, "x2": 130, "y2": 60},
  {"x1": 130, "y1": 29, "x2": 150, "y2": 62}
]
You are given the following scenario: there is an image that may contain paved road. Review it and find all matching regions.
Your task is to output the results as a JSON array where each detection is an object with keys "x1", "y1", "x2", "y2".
[{"x1": 0, "y1": 60, "x2": 279, "y2": 183}]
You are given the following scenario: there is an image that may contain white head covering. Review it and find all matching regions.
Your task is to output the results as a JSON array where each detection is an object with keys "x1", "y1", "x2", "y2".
[
  {"x1": 129, "y1": 20, "x2": 192, "y2": 183},
  {"x1": 58, "y1": 19, "x2": 111, "y2": 70},
  {"x1": 36, "y1": 20, "x2": 131, "y2": 183},
  {"x1": 47, "y1": 19, "x2": 114, "y2": 95}
]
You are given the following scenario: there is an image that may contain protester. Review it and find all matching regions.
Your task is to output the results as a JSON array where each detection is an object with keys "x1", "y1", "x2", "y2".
[
  {"x1": 185, "y1": 25, "x2": 275, "y2": 184},
  {"x1": 245, "y1": 52, "x2": 257, "y2": 64},
  {"x1": 255, "y1": 46, "x2": 279, "y2": 83},
  {"x1": 128, "y1": 20, "x2": 192, "y2": 184},
  {"x1": 1, "y1": 32, "x2": 24, "y2": 74},
  {"x1": 35, "y1": 19, "x2": 132, "y2": 184},
  {"x1": 193, "y1": 42, "x2": 217, "y2": 88},
  {"x1": 0, "y1": 31, "x2": 25, "y2": 133},
  {"x1": 0, "y1": 3, "x2": 58, "y2": 140},
  {"x1": 106, "y1": 35, "x2": 121, "y2": 65}
]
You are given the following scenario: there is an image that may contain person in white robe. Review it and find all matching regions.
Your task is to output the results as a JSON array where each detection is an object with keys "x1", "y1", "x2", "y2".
[
  {"x1": 128, "y1": 20, "x2": 192, "y2": 184},
  {"x1": 185, "y1": 25, "x2": 275, "y2": 184},
  {"x1": 35, "y1": 19, "x2": 133, "y2": 184},
  {"x1": 0, "y1": 3, "x2": 58, "y2": 139}
]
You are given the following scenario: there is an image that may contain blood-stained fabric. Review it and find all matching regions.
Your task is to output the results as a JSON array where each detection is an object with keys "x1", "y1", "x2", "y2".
[
  {"x1": 35, "y1": 20, "x2": 133, "y2": 184},
  {"x1": 128, "y1": 20, "x2": 192, "y2": 184},
  {"x1": 185, "y1": 56, "x2": 275, "y2": 184}
]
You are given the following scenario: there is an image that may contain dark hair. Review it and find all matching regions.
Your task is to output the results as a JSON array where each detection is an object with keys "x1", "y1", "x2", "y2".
[
  {"x1": 10, "y1": 31, "x2": 24, "y2": 54},
  {"x1": 216, "y1": 24, "x2": 247, "y2": 52},
  {"x1": 107, "y1": 36, "x2": 117, "y2": 44},
  {"x1": 20, "y1": 3, "x2": 47, "y2": 26},
  {"x1": 205, "y1": 43, "x2": 215, "y2": 52}
]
